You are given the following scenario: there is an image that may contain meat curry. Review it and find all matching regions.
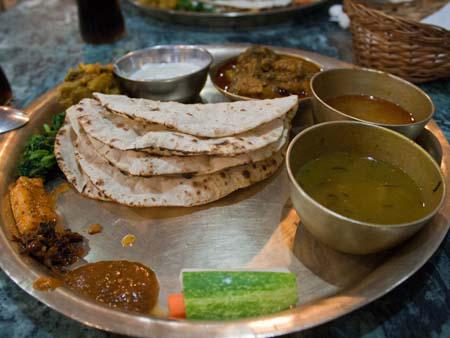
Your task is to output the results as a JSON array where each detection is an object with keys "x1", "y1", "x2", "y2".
[{"x1": 215, "y1": 46, "x2": 320, "y2": 99}]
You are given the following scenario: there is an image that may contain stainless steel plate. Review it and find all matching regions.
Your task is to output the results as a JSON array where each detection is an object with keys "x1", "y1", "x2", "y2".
[
  {"x1": 0, "y1": 45, "x2": 449, "y2": 338},
  {"x1": 128, "y1": 0, "x2": 328, "y2": 28}
]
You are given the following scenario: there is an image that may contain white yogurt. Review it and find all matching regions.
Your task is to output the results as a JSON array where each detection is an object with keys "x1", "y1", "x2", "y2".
[{"x1": 130, "y1": 62, "x2": 201, "y2": 81}]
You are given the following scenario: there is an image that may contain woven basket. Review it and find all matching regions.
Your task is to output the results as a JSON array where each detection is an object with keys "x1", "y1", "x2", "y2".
[{"x1": 344, "y1": 0, "x2": 450, "y2": 83}]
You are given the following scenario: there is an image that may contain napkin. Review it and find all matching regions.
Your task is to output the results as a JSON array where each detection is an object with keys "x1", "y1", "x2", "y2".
[
  {"x1": 329, "y1": 4, "x2": 350, "y2": 29},
  {"x1": 421, "y1": 2, "x2": 450, "y2": 30}
]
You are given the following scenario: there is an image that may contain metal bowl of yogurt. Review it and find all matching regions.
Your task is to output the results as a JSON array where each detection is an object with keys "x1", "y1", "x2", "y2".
[{"x1": 113, "y1": 45, "x2": 213, "y2": 102}]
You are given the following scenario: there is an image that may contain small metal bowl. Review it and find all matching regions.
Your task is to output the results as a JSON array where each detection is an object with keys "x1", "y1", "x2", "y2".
[
  {"x1": 209, "y1": 53, "x2": 323, "y2": 102},
  {"x1": 310, "y1": 68, "x2": 434, "y2": 139},
  {"x1": 113, "y1": 45, "x2": 213, "y2": 102},
  {"x1": 286, "y1": 121, "x2": 445, "y2": 254}
]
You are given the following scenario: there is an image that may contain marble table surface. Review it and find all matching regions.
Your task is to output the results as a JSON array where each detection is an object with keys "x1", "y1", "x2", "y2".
[{"x1": 0, "y1": 0, "x2": 449, "y2": 337}]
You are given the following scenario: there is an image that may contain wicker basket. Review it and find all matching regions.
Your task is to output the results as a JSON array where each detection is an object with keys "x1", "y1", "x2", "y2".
[{"x1": 344, "y1": 0, "x2": 450, "y2": 83}]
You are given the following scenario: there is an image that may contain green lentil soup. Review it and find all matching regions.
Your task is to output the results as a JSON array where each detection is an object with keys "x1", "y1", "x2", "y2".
[{"x1": 295, "y1": 151, "x2": 431, "y2": 224}]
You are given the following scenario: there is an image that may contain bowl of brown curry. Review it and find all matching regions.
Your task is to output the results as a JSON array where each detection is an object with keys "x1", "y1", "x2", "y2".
[
  {"x1": 310, "y1": 68, "x2": 434, "y2": 139},
  {"x1": 210, "y1": 46, "x2": 323, "y2": 102}
]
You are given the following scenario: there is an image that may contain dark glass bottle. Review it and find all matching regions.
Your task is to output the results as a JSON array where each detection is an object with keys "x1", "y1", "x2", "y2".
[
  {"x1": 76, "y1": 0, "x2": 126, "y2": 44},
  {"x1": 0, "y1": 66, "x2": 12, "y2": 105}
]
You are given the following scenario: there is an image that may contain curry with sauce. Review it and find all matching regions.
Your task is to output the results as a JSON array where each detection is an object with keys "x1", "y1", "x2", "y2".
[{"x1": 215, "y1": 46, "x2": 320, "y2": 99}]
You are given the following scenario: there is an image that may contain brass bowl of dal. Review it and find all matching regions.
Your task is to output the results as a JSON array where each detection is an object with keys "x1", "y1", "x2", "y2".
[
  {"x1": 286, "y1": 121, "x2": 445, "y2": 254},
  {"x1": 310, "y1": 68, "x2": 434, "y2": 139}
]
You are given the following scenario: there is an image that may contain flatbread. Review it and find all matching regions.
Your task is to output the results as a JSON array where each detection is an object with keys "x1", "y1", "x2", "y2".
[
  {"x1": 74, "y1": 131, "x2": 284, "y2": 207},
  {"x1": 70, "y1": 99, "x2": 286, "y2": 156},
  {"x1": 201, "y1": 0, "x2": 292, "y2": 9},
  {"x1": 93, "y1": 92, "x2": 298, "y2": 138},
  {"x1": 68, "y1": 102, "x2": 287, "y2": 176},
  {"x1": 86, "y1": 127, "x2": 288, "y2": 176},
  {"x1": 55, "y1": 121, "x2": 110, "y2": 201}
]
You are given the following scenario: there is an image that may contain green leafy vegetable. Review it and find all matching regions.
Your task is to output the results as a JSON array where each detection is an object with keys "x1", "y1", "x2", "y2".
[{"x1": 18, "y1": 112, "x2": 66, "y2": 180}]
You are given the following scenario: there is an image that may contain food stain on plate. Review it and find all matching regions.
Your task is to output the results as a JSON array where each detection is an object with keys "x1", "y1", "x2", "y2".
[
  {"x1": 33, "y1": 276, "x2": 63, "y2": 291},
  {"x1": 121, "y1": 234, "x2": 136, "y2": 247},
  {"x1": 87, "y1": 223, "x2": 103, "y2": 235},
  {"x1": 50, "y1": 182, "x2": 72, "y2": 207}
]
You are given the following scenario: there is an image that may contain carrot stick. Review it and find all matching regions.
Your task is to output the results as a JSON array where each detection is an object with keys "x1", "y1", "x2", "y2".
[{"x1": 168, "y1": 293, "x2": 186, "y2": 319}]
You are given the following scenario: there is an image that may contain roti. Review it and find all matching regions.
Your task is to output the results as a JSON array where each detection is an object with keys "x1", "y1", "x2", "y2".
[
  {"x1": 73, "y1": 130, "x2": 284, "y2": 207},
  {"x1": 93, "y1": 92, "x2": 298, "y2": 138},
  {"x1": 86, "y1": 127, "x2": 288, "y2": 176},
  {"x1": 69, "y1": 99, "x2": 286, "y2": 156},
  {"x1": 55, "y1": 122, "x2": 110, "y2": 201}
]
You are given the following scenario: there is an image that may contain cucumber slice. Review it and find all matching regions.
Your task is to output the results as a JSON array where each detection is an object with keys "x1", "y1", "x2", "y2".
[{"x1": 183, "y1": 271, "x2": 298, "y2": 320}]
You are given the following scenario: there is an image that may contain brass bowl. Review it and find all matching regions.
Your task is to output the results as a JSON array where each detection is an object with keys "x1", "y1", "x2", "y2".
[
  {"x1": 310, "y1": 68, "x2": 434, "y2": 139},
  {"x1": 209, "y1": 53, "x2": 323, "y2": 102},
  {"x1": 286, "y1": 121, "x2": 445, "y2": 254}
]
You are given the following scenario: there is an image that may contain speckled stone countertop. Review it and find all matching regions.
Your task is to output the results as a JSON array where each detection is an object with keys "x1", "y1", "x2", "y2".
[{"x1": 0, "y1": 0, "x2": 449, "y2": 337}]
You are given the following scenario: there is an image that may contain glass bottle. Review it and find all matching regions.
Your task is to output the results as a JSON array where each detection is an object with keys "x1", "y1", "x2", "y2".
[{"x1": 76, "y1": 0, "x2": 126, "y2": 44}]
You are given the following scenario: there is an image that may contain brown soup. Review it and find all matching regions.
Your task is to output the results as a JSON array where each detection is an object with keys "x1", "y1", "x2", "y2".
[{"x1": 325, "y1": 94, "x2": 415, "y2": 125}]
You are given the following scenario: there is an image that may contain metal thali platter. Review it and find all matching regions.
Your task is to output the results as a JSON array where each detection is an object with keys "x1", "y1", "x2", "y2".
[
  {"x1": 128, "y1": 0, "x2": 328, "y2": 27},
  {"x1": 0, "y1": 45, "x2": 449, "y2": 337}
]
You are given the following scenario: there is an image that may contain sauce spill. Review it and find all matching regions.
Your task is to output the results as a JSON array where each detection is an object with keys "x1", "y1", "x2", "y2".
[
  {"x1": 121, "y1": 234, "x2": 136, "y2": 247},
  {"x1": 65, "y1": 261, "x2": 159, "y2": 314},
  {"x1": 33, "y1": 277, "x2": 63, "y2": 291},
  {"x1": 50, "y1": 182, "x2": 71, "y2": 208},
  {"x1": 88, "y1": 223, "x2": 103, "y2": 235}
]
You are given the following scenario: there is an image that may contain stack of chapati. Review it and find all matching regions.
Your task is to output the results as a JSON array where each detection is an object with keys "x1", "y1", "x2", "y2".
[{"x1": 55, "y1": 93, "x2": 298, "y2": 207}]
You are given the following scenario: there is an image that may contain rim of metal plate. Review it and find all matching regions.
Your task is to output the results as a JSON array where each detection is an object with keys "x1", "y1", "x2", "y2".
[
  {"x1": 128, "y1": 0, "x2": 328, "y2": 28},
  {"x1": 0, "y1": 44, "x2": 448, "y2": 338}
]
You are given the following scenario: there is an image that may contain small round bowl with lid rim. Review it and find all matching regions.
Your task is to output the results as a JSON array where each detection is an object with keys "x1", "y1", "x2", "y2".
[
  {"x1": 286, "y1": 121, "x2": 445, "y2": 254},
  {"x1": 113, "y1": 45, "x2": 213, "y2": 103}
]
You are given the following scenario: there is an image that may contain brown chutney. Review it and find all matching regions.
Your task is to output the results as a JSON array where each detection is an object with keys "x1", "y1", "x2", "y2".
[{"x1": 65, "y1": 260, "x2": 159, "y2": 314}]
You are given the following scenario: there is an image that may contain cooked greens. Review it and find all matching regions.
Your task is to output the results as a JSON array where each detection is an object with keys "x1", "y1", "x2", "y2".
[
  {"x1": 18, "y1": 112, "x2": 66, "y2": 179},
  {"x1": 20, "y1": 62, "x2": 123, "y2": 180},
  {"x1": 58, "y1": 64, "x2": 121, "y2": 110}
]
